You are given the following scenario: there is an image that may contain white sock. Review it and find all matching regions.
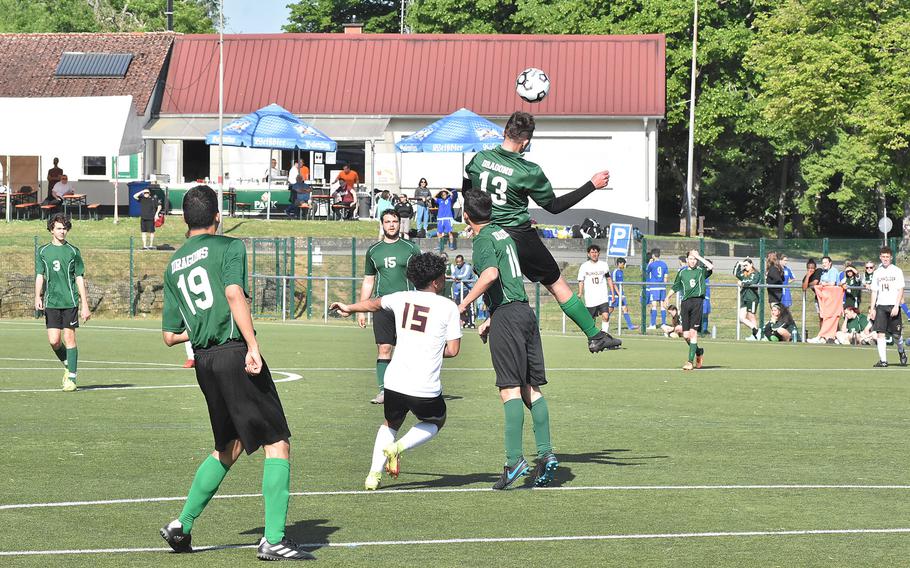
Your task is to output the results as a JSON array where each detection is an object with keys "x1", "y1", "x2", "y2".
[
  {"x1": 68, "y1": 372, "x2": 77, "y2": 379},
  {"x1": 601, "y1": 321, "x2": 609, "y2": 332},
  {"x1": 184, "y1": 342, "x2": 195, "y2": 360},
  {"x1": 877, "y1": 337, "x2": 888, "y2": 362},
  {"x1": 396, "y1": 422, "x2": 439, "y2": 452},
  {"x1": 370, "y1": 424, "x2": 397, "y2": 473}
]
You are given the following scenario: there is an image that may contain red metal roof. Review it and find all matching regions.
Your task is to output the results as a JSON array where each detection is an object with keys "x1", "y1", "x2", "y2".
[{"x1": 160, "y1": 33, "x2": 665, "y2": 118}]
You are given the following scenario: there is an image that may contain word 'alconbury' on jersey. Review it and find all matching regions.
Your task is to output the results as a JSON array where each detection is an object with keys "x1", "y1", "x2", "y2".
[{"x1": 162, "y1": 234, "x2": 248, "y2": 350}]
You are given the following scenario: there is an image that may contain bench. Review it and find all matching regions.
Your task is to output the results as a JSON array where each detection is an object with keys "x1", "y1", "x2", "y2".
[
  {"x1": 297, "y1": 202, "x2": 311, "y2": 220},
  {"x1": 234, "y1": 203, "x2": 251, "y2": 216},
  {"x1": 40, "y1": 203, "x2": 58, "y2": 219},
  {"x1": 15, "y1": 202, "x2": 38, "y2": 220},
  {"x1": 86, "y1": 203, "x2": 102, "y2": 220}
]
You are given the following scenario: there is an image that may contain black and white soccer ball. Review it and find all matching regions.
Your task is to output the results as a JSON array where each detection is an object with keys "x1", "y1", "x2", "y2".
[{"x1": 515, "y1": 68, "x2": 550, "y2": 103}]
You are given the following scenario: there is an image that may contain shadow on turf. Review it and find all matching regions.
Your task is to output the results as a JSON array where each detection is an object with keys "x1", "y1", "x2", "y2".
[
  {"x1": 240, "y1": 518, "x2": 338, "y2": 551},
  {"x1": 442, "y1": 394, "x2": 463, "y2": 401},
  {"x1": 223, "y1": 221, "x2": 248, "y2": 234},
  {"x1": 557, "y1": 449, "x2": 669, "y2": 468},
  {"x1": 77, "y1": 384, "x2": 137, "y2": 390}
]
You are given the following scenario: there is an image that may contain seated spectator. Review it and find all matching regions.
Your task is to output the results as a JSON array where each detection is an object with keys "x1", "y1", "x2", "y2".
[
  {"x1": 661, "y1": 305, "x2": 683, "y2": 338},
  {"x1": 762, "y1": 303, "x2": 797, "y2": 342},
  {"x1": 451, "y1": 254, "x2": 477, "y2": 327},
  {"x1": 286, "y1": 174, "x2": 310, "y2": 217},
  {"x1": 374, "y1": 190, "x2": 393, "y2": 219},
  {"x1": 394, "y1": 194, "x2": 414, "y2": 239},
  {"x1": 48, "y1": 174, "x2": 75, "y2": 205},
  {"x1": 836, "y1": 305, "x2": 874, "y2": 345},
  {"x1": 332, "y1": 181, "x2": 355, "y2": 219}
]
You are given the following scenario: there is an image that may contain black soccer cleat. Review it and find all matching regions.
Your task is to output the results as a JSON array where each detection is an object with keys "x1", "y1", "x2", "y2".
[
  {"x1": 160, "y1": 521, "x2": 192, "y2": 553},
  {"x1": 257, "y1": 537, "x2": 316, "y2": 561},
  {"x1": 900, "y1": 351, "x2": 908, "y2": 367},
  {"x1": 873, "y1": 360, "x2": 889, "y2": 368},
  {"x1": 588, "y1": 331, "x2": 622, "y2": 353},
  {"x1": 534, "y1": 452, "x2": 560, "y2": 487},
  {"x1": 492, "y1": 457, "x2": 530, "y2": 490}
]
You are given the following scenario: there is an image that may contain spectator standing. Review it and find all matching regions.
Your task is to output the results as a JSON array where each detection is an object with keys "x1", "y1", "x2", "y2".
[
  {"x1": 817, "y1": 256, "x2": 840, "y2": 287},
  {"x1": 395, "y1": 194, "x2": 414, "y2": 239},
  {"x1": 288, "y1": 159, "x2": 309, "y2": 184},
  {"x1": 46, "y1": 157, "x2": 63, "y2": 202},
  {"x1": 841, "y1": 264, "x2": 862, "y2": 310},
  {"x1": 780, "y1": 255, "x2": 795, "y2": 308},
  {"x1": 765, "y1": 252, "x2": 784, "y2": 306},
  {"x1": 435, "y1": 189, "x2": 457, "y2": 252},
  {"x1": 802, "y1": 258, "x2": 823, "y2": 329},
  {"x1": 265, "y1": 158, "x2": 281, "y2": 183},
  {"x1": 333, "y1": 164, "x2": 359, "y2": 191},
  {"x1": 735, "y1": 258, "x2": 761, "y2": 340},
  {"x1": 133, "y1": 187, "x2": 162, "y2": 250},
  {"x1": 413, "y1": 178, "x2": 431, "y2": 236},
  {"x1": 374, "y1": 190, "x2": 393, "y2": 219}
]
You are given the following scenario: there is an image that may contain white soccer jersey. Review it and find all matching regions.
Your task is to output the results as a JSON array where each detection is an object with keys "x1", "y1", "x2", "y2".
[
  {"x1": 380, "y1": 290, "x2": 462, "y2": 398},
  {"x1": 576, "y1": 260, "x2": 612, "y2": 307},
  {"x1": 872, "y1": 264, "x2": 906, "y2": 306}
]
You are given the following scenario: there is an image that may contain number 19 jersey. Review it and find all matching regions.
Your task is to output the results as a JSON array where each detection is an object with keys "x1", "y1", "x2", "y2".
[{"x1": 162, "y1": 234, "x2": 248, "y2": 349}]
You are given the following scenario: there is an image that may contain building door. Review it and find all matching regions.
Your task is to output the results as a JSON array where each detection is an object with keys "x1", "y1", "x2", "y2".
[{"x1": 182, "y1": 140, "x2": 211, "y2": 183}]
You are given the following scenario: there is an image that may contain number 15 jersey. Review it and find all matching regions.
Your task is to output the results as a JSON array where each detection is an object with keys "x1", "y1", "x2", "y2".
[
  {"x1": 380, "y1": 291, "x2": 462, "y2": 398},
  {"x1": 162, "y1": 234, "x2": 248, "y2": 349}
]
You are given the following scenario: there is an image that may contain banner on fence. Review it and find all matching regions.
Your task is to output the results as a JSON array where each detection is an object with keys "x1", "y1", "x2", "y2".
[{"x1": 607, "y1": 223, "x2": 632, "y2": 257}]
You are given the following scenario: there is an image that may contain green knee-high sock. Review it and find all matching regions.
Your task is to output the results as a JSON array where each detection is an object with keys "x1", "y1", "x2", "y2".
[
  {"x1": 503, "y1": 398, "x2": 525, "y2": 467},
  {"x1": 263, "y1": 458, "x2": 291, "y2": 545},
  {"x1": 559, "y1": 294, "x2": 599, "y2": 339},
  {"x1": 178, "y1": 455, "x2": 230, "y2": 533},
  {"x1": 66, "y1": 347, "x2": 78, "y2": 376},
  {"x1": 52, "y1": 345, "x2": 67, "y2": 364},
  {"x1": 530, "y1": 397, "x2": 552, "y2": 458},
  {"x1": 376, "y1": 358, "x2": 390, "y2": 390},
  {"x1": 688, "y1": 342, "x2": 697, "y2": 362}
]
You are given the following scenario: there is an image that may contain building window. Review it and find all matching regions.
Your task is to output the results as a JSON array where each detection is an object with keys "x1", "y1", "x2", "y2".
[{"x1": 83, "y1": 156, "x2": 107, "y2": 176}]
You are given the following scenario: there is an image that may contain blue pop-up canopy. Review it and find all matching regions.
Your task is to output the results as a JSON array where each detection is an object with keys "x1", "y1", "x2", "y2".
[
  {"x1": 395, "y1": 108, "x2": 503, "y2": 153},
  {"x1": 206, "y1": 103, "x2": 336, "y2": 151}
]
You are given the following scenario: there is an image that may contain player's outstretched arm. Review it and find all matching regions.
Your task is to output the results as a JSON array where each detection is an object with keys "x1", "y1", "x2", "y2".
[
  {"x1": 331, "y1": 298, "x2": 383, "y2": 317},
  {"x1": 225, "y1": 283, "x2": 261, "y2": 376},
  {"x1": 458, "y1": 267, "x2": 498, "y2": 313}
]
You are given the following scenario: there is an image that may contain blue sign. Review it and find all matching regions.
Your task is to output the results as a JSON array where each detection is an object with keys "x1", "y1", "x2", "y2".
[{"x1": 607, "y1": 223, "x2": 632, "y2": 257}]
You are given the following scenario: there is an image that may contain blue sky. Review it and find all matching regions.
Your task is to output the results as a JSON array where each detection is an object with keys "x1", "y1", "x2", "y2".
[{"x1": 223, "y1": 0, "x2": 291, "y2": 34}]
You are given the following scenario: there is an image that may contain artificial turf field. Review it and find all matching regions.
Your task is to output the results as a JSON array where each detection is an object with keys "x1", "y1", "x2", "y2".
[{"x1": 2, "y1": 318, "x2": 910, "y2": 567}]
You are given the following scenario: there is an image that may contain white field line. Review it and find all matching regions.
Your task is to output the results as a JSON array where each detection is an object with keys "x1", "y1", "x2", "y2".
[
  {"x1": 0, "y1": 357, "x2": 179, "y2": 367},
  {"x1": 4, "y1": 484, "x2": 910, "y2": 511},
  {"x1": 3, "y1": 528, "x2": 910, "y2": 557},
  {"x1": 249, "y1": 367, "x2": 899, "y2": 373},
  {"x1": 0, "y1": 371, "x2": 301, "y2": 393}
]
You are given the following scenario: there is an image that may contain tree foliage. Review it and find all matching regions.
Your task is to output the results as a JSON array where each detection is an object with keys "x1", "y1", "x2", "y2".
[
  {"x1": 0, "y1": 0, "x2": 216, "y2": 33},
  {"x1": 284, "y1": 0, "x2": 401, "y2": 33}
]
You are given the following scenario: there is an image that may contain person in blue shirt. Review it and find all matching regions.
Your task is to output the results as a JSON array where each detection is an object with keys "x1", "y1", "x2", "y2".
[
  {"x1": 435, "y1": 189, "x2": 457, "y2": 252},
  {"x1": 780, "y1": 254, "x2": 795, "y2": 308},
  {"x1": 645, "y1": 249, "x2": 669, "y2": 329},
  {"x1": 703, "y1": 275, "x2": 712, "y2": 330},
  {"x1": 451, "y1": 254, "x2": 477, "y2": 328},
  {"x1": 610, "y1": 258, "x2": 638, "y2": 330}
]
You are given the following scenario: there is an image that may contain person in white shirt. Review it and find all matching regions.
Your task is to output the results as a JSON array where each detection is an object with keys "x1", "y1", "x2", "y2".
[
  {"x1": 577, "y1": 244, "x2": 614, "y2": 332},
  {"x1": 51, "y1": 174, "x2": 75, "y2": 203},
  {"x1": 331, "y1": 252, "x2": 462, "y2": 490},
  {"x1": 869, "y1": 246, "x2": 907, "y2": 367}
]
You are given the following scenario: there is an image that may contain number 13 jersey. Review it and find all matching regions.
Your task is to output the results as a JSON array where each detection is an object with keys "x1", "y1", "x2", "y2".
[
  {"x1": 465, "y1": 146, "x2": 555, "y2": 227},
  {"x1": 162, "y1": 234, "x2": 248, "y2": 349},
  {"x1": 380, "y1": 291, "x2": 462, "y2": 398}
]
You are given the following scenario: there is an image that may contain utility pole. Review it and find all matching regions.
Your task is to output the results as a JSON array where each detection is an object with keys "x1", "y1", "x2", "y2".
[{"x1": 684, "y1": 0, "x2": 699, "y2": 237}]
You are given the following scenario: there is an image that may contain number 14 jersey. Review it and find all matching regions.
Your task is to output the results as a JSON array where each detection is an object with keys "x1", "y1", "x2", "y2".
[
  {"x1": 380, "y1": 291, "x2": 462, "y2": 398},
  {"x1": 162, "y1": 234, "x2": 248, "y2": 349}
]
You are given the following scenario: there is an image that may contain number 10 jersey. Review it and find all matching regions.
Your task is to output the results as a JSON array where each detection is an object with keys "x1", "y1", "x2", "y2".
[{"x1": 162, "y1": 234, "x2": 248, "y2": 349}]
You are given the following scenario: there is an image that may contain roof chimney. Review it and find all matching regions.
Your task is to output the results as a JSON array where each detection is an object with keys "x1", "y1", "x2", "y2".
[{"x1": 343, "y1": 22, "x2": 364, "y2": 34}]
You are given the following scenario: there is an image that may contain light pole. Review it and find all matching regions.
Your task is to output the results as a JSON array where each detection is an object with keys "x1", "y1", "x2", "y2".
[{"x1": 685, "y1": 0, "x2": 698, "y2": 236}]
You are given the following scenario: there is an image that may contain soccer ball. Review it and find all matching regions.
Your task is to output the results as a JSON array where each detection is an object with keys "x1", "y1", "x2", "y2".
[{"x1": 515, "y1": 68, "x2": 550, "y2": 103}]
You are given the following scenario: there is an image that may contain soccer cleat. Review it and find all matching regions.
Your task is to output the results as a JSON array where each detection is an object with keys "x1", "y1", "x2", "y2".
[
  {"x1": 370, "y1": 390, "x2": 385, "y2": 405},
  {"x1": 256, "y1": 536, "x2": 315, "y2": 561},
  {"x1": 682, "y1": 361, "x2": 694, "y2": 371},
  {"x1": 364, "y1": 471, "x2": 382, "y2": 490},
  {"x1": 588, "y1": 331, "x2": 622, "y2": 353},
  {"x1": 160, "y1": 520, "x2": 192, "y2": 553},
  {"x1": 62, "y1": 377, "x2": 77, "y2": 392},
  {"x1": 901, "y1": 352, "x2": 908, "y2": 367},
  {"x1": 646, "y1": 325, "x2": 657, "y2": 330},
  {"x1": 492, "y1": 457, "x2": 530, "y2": 490},
  {"x1": 873, "y1": 360, "x2": 889, "y2": 368},
  {"x1": 183, "y1": 359, "x2": 195, "y2": 368},
  {"x1": 383, "y1": 441, "x2": 403, "y2": 478},
  {"x1": 534, "y1": 453, "x2": 559, "y2": 487}
]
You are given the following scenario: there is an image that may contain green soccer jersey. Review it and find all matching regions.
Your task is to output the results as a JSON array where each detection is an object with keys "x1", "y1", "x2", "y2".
[
  {"x1": 465, "y1": 146, "x2": 555, "y2": 227},
  {"x1": 672, "y1": 265, "x2": 713, "y2": 301},
  {"x1": 843, "y1": 274, "x2": 862, "y2": 308},
  {"x1": 734, "y1": 265, "x2": 761, "y2": 304},
  {"x1": 364, "y1": 238, "x2": 421, "y2": 296},
  {"x1": 162, "y1": 234, "x2": 248, "y2": 350},
  {"x1": 471, "y1": 223, "x2": 528, "y2": 311},
  {"x1": 846, "y1": 314, "x2": 869, "y2": 333},
  {"x1": 36, "y1": 241, "x2": 85, "y2": 309}
]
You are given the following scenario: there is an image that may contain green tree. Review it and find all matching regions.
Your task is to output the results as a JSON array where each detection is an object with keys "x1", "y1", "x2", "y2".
[
  {"x1": 0, "y1": 1, "x2": 215, "y2": 33},
  {"x1": 0, "y1": 0, "x2": 99, "y2": 32},
  {"x1": 284, "y1": 0, "x2": 401, "y2": 33}
]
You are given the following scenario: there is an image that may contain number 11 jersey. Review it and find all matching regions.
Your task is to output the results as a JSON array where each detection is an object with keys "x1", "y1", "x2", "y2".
[{"x1": 162, "y1": 234, "x2": 248, "y2": 349}]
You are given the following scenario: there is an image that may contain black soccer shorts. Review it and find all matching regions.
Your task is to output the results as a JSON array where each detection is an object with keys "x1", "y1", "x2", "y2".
[
  {"x1": 488, "y1": 301, "x2": 547, "y2": 389},
  {"x1": 193, "y1": 341, "x2": 291, "y2": 454},
  {"x1": 372, "y1": 307, "x2": 397, "y2": 346},
  {"x1": 680, "y1": 297, "x2": 704, "y2": 332},
  {"x1": 140, "y1": 218, "x2": 156, "y2": 233},
  {"x1": 45, "y1": 307, "x2": 79, "y2": 329},
  {"x1": 587, "y1": 302, "x2": 612, "y2": 318},
  {"x1": 872, "y1": 305, "x2": 902, "y2": 336},
  {"x1": 502, "y1": 223, "x2": 562, "y2": 286},
  {"x1": 383, "y1": 389, "x2": 447, "y2": 431}
]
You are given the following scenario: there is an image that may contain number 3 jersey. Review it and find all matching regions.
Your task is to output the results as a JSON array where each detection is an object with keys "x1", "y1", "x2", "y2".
[
  {"x1": 162, "y1": 234, "x2": 248, "y2": 349},
  {"x1": 36, "y1": 242, "x2": 85, "y2": 309},
  {"x1": 380, "y1": 291, "x2": 462, "y2": 398},
  {"x1": 871, "y1": 264, "x2": 906, "y2": 307}
]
